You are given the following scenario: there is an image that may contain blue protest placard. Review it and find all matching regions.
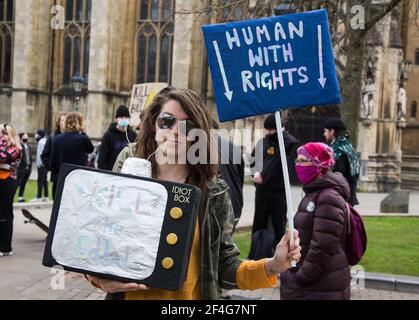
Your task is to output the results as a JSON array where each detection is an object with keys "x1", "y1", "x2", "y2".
[{"x1": 202, "y1": 9, "x2": 341, "y2": 122}]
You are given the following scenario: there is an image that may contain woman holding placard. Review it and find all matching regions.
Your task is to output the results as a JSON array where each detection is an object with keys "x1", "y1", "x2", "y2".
[{"x1": 87, "y1": 88, "x2": 301, "y2": 300}]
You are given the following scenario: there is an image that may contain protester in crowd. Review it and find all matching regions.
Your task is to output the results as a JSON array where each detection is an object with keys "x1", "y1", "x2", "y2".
[
  {"x1": 32, "y1": 129, "x2": 48, "y2": 201},
  {"x1": 16, "y1": 133, "x2": 32, "y2": 203},
  {"x1": 212, "y1": 119, "x2": 245, "y2": 230},
  {"x1": 98, "y1": 105, "x2": 137, "y2": 171},
  {"x1": 50, "y1": 113, "x2": 94, "y2": 181},
  {"x1": 42, "y1": 112, "x2": 67, "y2": 199},
  {"x1": 249, "y1": 114, "x2": 298, "y2": 259},
  {"x1": 0, "y1": 124, "x2": 22, "y2": 257},
  {"x1": 86, "y1": 88, "x2": 301, "y2": 300},
  {"x1": 280, "y1": 142, "x2": 351, "y2": 300},
  {"x1": 324, "y1": 117, "x2": 360, "y2": 206}
]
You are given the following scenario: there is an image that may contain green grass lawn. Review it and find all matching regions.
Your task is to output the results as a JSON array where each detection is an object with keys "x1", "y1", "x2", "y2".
[
  {"x1": 13, "y1": 179, "x2": 53, "y2": 203},
  {"x1": 234, "y1": 217, "x2": 419, "y2": 277}
]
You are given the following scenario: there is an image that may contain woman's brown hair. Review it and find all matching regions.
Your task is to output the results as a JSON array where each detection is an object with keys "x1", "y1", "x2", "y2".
[
  {"x1": 135, "y1": 88, "x2": 218, "y2": 189},
  {"x1": 56, "y1": 112, "x2": 68, "y2": 132},
  {"x1": 65, "y1": 112, "x2": 84, "y2": 133}
]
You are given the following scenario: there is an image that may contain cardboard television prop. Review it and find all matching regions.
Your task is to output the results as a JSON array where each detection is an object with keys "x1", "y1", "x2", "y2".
[{"x1": 42, "y1": 164, "x2": 201, "y2": 290}]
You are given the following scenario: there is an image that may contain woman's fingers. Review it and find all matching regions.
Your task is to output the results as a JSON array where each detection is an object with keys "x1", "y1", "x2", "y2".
[
  {"x1": 86, "y1": 275, "x2": 97, "y2": 282},
  {"x1": 121, "y1": 283, "x2": 150, "y2": 292},
  {"x1": 291, "y1": 234, "x2": 300, "y2": 248},
  {"x1": 288, "y1": 246, "x2": 301, "y2": 257},
  {"x1": 288, "y1": 246, "x2": 302, "y2": 261},
  {"x1": 280, "y1": 229, "x2": 291, "y2": 245},
  {"x1": 86, "y1": 275, "x2": 150, "y2": 293},
  {"x1": 282, "y1": 229, "x2": 299, "y2": 243},
  {"x1": 290, "y1": 252, "x2": 301, "y2": 262}
]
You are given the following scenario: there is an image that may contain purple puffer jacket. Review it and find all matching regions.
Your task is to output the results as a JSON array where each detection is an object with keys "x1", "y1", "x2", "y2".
[{"x1": 280, "y1": 172, "x2": 351, "y2": 300}]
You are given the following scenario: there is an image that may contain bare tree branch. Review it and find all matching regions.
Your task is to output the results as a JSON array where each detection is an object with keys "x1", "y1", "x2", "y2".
[{"x1": 363, "y1": 0, "x2": 404, "y2": 33}]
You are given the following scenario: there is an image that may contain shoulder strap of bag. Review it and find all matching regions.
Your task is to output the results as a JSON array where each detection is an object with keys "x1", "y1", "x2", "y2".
[{"x1": 345, "y1": 202, "x2": 351, "y2": 235}]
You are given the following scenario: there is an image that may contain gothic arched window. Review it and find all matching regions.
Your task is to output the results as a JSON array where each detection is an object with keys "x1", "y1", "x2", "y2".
[
  {"x1": 0, "y1": 0, "x2": 14, "y2": 85},
  {"x1": 62, "y1": 0, "x2": 91, "y2": 85},
  {"x1": 135, "y1": 0, "x2": 175, "y2": 84},
  {"x1": 411, "y1": 101, "x2": 417, "y2": 119}
]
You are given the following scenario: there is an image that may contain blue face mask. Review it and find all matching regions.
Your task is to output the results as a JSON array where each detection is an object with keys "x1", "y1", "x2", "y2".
[{"x1": 118, "y1": 119, "x2": 129, "y2": 128}]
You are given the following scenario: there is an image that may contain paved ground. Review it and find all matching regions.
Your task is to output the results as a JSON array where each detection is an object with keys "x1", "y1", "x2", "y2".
[
  {"x1": 229, "y1": 285, "x2": 419, "y2": 300},
  {"x1": 1, "y1": 183, "x2": 419, "y2": 300}
]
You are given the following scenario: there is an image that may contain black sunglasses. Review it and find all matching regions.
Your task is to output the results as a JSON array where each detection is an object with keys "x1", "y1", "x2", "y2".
[{"x1": 157, "y1": 113, "x2": 197, "y2": 133}]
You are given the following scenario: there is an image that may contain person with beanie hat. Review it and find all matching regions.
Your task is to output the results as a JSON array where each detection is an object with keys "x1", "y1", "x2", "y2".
[
  {"x1": 115, "y1": 105, "x2": 131, "y2": 119},
  {"x1": 248, "y1": 114, "x2": 298, "y2": 259},
  {"x1": 323, "y1": 117, "x2": 360, "y2": 206},
  {"x1": 280, "y1": 142, "x2": 351, "y2": 300},
  {"x1": 263, "y1": 114, "x2": 277, "y2": 131},
  {"x1": 35, "y1": 129, "x2": 45, "y2": 140},
  {"x1": 98, "y1": 105, "x2": 137, "y2": 171}
]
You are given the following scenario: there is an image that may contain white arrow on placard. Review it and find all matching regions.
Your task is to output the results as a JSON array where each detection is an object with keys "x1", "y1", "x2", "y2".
[
  {"x1": 213, "y1": 40, "x2": 233, "y2": 102},
  {"x1": 317, "y1": 25, "x2": 327, "y2": 88}
]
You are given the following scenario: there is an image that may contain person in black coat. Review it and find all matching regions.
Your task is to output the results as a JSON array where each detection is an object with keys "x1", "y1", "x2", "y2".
[
  {"x1": 323, "y1": 118, "x2": 360, "y2": 206},
  {"x1": 16, "y1": 133, "x2": 32, "y2": 202},
  {"x1": 50, "y1": 113, "x2": 94, "y2": 183},
  {"x1": 249, "y1": 114, "x2": 298, "y2": 258},
  {"x1": 41, "y1": 112, "x2": 67, "y2": 199},
  {"x1": 98, "y1": 105, "x2": 137, "y2": 171}
]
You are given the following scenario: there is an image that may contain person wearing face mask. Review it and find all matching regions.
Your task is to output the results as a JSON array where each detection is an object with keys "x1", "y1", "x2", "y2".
[
  {"x1": 16, "y1": 133, "x2": 33, "y2": 203},
  {"x1": 98, "y1": 105, "x2": 137, "y2": 171},
  {"x1": 280, "y1": 142, "x2": 351, "y2": 300},
  {"x1": 249, "y1": 114, "x2": 298, "y2": 259}
]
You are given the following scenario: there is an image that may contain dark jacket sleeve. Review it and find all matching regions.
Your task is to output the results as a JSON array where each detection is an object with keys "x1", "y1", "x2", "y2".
[
  {"x1": 293, "y1": 191, "x2": 346, "y2": 288},
  {"x1": 334, "y1": 154, "x2": 350, "y2": 182},
  {"x1": 41, "y1": 134, "x2": 53, "y2": 169},
  {"x1": 85, "y1": 136, "x2": 94, "y2": 154},
  {"x1": 29, "y1": 145, "x2": 33, "y2": 166},
  {"x1": 97, "y1": 132, "x2": 110, "y2": 170},
  {"x1": 50, "y1": 138, "x2": 60, "y2": 175},
  {"x1": 18, "y1": 146, "x2": 27, "y2": 170},
  {"x1": 128, "y1": 130, "x2": 137, "y2": 144}
]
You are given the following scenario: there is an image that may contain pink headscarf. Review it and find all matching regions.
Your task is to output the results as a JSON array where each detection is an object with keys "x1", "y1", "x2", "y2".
[{"x1": 297, "y1": 142, "x2": 335, "y2": 173}]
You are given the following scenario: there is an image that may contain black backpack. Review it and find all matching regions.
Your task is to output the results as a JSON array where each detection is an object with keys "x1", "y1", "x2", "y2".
[{"x1": 247, "y1": 229, "x2": 276, "y2": 260}]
